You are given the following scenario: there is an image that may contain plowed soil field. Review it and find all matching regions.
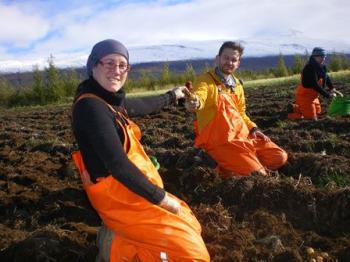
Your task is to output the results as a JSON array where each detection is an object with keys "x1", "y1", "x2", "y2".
[{"x1": 0, "y1": 80, "x2": 349, "y2": 261}]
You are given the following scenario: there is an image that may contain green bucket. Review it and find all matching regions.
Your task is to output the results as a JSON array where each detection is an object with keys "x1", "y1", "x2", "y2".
[{"x1": 328, "y1": 96, "x2": 350, "y2": 116}]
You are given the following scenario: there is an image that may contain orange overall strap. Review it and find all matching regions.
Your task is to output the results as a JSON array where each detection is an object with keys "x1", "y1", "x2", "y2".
[
  {"x1": 208, "y1": 71, "x2": 225, "y2": 90},
  {"x1": 74, "y1": 93, "x2": 118, "y2": 114},
  {"x1": 72, "y1": 94, "x2": 210, "y2": 261},
  {"x1": 73, "y1": 93, "x2": 138, "y2": 149}
]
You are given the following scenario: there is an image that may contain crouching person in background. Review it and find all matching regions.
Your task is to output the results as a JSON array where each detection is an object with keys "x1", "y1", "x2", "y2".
[
  {"x1": 185, "y1": 41, "x2": 288, "y2": 177},
  {"x1": 288, "y1": 47, "x2": 337, "y2": 120},
  {"x1": 71, "y1": 39, "x2": 210, "y2": 261}
]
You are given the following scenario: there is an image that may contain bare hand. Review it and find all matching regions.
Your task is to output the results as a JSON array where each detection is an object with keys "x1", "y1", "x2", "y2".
[
  {"x1": 184, "y1": 95, "x2": 200, "y2": 112},
  {"x1": 329, "y1": 91, "x2": 337, "y2": 98},
  {"x1": 159, "y1": 193, "x2": 181, "y2": 214},
  {"x1": 250, "y1": 129, "x2": 270, "y2": 142},
  {"x1": 171, "y1": 86, "x2": 188, "y2": 100},
  {"x1": 332, "y1": 88, "x2": 343, "y2": 97}
]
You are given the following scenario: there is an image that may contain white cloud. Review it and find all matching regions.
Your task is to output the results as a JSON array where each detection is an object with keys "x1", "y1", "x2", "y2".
[
  {"x1": 0, "y1": 3, "x2": 49, "y2": 47},
  {"x1": 0, "y1": 0, "x2": 350, "y2": 70}
]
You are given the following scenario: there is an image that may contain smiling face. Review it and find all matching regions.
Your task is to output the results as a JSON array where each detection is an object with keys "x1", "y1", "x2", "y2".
[
  {"x1": 216, "y1": 48, "x2": 241, "y2": 76},
  {"x1": 92, "y1": 53, "x2": 130, "y2": 93}
]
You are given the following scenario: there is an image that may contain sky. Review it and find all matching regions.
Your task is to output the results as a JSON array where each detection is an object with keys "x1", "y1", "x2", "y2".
[{"x1": 0, "y1": 0, "x2": 349, "y2": 70}]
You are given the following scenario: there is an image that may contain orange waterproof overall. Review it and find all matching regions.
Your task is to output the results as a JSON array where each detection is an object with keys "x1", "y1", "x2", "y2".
[
  {"x1": 288, "y1": 79, "x2": 324, "y2": 120},
  {"x1": 72, "y1": 94, "x2": 209, "y2": 262},
  {"x1": 195, "y1": 87, "x2": 287, "y2": 176}
]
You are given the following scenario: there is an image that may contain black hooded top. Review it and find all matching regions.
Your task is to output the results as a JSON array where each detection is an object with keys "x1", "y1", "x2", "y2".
[
  {"x1": 72, "y1": 78, "x2": 176, "y2": 204},
  {"x1": 301, "y1": 57, "x2": 334, "y2": 98}
]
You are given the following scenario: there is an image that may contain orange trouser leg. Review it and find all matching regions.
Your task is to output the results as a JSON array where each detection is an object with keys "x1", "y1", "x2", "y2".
[
  {"x1": 110, "y1": 236, "x2": 157, "y2": 262},
  {"x1": 299, "y1": 98, "x2": 321, "y2": 119},
  {"x1": 288, "y1": 104, "x2": 303, "y2": 120},
  {"x1": 208, "y1": 140, "x2": 266, "y2": 176},
  {"x1": 110, "y1": 236, "x2": 133, "y2": 261},
  {"x1": 253, "y1": 139, "x2": 288, "y2": 171},
  {"x1": 110, "y1": 235, "x2": 208, "y2": 262}
]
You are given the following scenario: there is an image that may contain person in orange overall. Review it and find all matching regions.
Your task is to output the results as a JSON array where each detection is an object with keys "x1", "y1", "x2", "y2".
[
  {"x1": 185, "y1": 41, "x2": 288, "y2": 176},
  {"x1": 288, "y1": 47, "x2": 337, "y2": 120},
  {"x1": 71, "y1": 39, "x2": 209, "y2": 261}
]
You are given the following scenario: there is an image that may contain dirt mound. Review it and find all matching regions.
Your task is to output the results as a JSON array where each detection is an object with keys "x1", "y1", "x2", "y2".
[{"x1": 0, "y1": 81, "x2": 349, "y2": 261}]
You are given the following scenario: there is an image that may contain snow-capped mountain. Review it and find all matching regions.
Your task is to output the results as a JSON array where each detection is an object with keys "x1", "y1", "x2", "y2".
[{"x1": 1, "y1": 35, "x2": 350, "y2": 73}]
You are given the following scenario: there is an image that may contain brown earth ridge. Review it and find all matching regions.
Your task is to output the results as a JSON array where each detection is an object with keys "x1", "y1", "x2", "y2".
[{"x1": 0, "y1": 80, "x2": 349, "y2": 261}]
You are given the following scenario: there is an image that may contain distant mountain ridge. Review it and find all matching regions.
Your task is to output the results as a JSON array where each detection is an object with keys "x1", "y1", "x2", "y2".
[
  {"x1": 2, "y1": 54, "x2": 350, "y2": 89},
  {"x1": 1, "y1": 34, "x2": 350, "y2": 73}
]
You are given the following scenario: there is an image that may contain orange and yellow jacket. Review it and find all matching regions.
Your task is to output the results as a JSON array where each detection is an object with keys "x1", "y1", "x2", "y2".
[{"x1": 193, "y1": 69, "x2": 257, "y2": 133}]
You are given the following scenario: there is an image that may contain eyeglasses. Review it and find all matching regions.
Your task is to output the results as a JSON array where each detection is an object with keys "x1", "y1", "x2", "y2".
[
  {"x1": 98, "y1": 60, "x2": 130, "y2": 73},
  {"x1": 221, "y1": 55, "x2": 240, "y2": 63}
]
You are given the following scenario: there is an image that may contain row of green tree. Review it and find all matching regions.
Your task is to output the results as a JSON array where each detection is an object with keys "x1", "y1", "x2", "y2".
[
  {"x1": 267, "y1": 52, "x2": 350, "y2": 78},
  {"x1": 0, "y1": 52, "x2": 349, "y2": 108},
  {"x1": 0, "y1": 55, "x2": 80, "y2": 108}
]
